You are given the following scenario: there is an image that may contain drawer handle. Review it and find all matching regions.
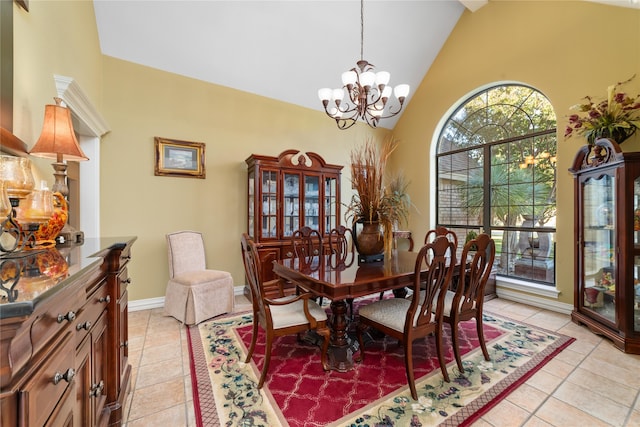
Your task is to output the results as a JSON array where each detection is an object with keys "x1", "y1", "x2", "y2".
[
  {"x1": 53, "y1": 368, "x2": 75, "y2": 385},
  {"x1": 76, "y1": 321, "x2": 92, "y2": 331},
  {"x1": 57, "y1": 311, "x2": 76, "y2": 323},
  {"x1": 121, "y1": 278, "x2": 132, "y2": 285},
  {"x1": 99, "y1": 295, "x2": 111, "y2": 304},
  {"x1": 120, "y1": 341, "x2": 128, "y2": 348},
  {"x1": 90, "y1": 380, "x2": 104, "y2": 397},
  {"x1": 286, "y1": 251, "x2": 293, "y2": 258},
  {"x1": 121, "y1": 255, "x2": 131, "y2": 261}
]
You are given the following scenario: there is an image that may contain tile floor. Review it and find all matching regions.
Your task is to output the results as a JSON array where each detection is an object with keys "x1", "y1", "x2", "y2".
[{"x1": 122, "y1": 295, "x2": 640, "y2": 427}]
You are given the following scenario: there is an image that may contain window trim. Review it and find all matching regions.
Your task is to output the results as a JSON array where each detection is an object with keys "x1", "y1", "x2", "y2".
[{"x1": 431, "y1": 82, "x2": 559, "y2": 291}]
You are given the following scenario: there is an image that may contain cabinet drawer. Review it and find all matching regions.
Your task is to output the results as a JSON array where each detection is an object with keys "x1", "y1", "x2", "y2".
[
  {"x1": 118, "y1": 245, "x2": 133, "y2": 269},
  {"x1": 27, "y1": 288, "x2": 82, "y2": 367},
  {"x1": 117, "y1": 268, "x2": 130, "y2": 298},
  {"x1": 74, "y1": 282, "x2": 110, "y2": 348},
  {"x1": 19, "y1": 333, "x2": 75, "y2": 427}
]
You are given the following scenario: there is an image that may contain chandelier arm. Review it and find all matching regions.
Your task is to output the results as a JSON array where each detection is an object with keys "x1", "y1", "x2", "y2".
[
  {"x1": 366, "y1": 102, "x2": 404, "y2": 121},
  {"x1": 337, "y1": 118, "x2": 358, "y2": 130},
  {"x1": 363, "y1": 114, "x2": 379, "y2": 128}
]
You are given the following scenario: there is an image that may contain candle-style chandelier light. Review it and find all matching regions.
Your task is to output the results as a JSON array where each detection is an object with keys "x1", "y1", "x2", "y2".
[{"x1": 318, "y1": 0, "x2": 410, "y2": 130}]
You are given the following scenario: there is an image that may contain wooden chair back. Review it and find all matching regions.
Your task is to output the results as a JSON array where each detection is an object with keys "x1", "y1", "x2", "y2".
[
  {"x1": 424, "y1": 226, "x2": 458, "y2": 260},
  {"x1": 454, "y1": 233, "x2": 495, "y2": 317},
  {"x1": 424, "y1": 226, "x2": 458, "y2": 248},
  {"x1": 291, "y1": 226, "x2": 323, "y2": 261},
  {"x1": 409, "y1": 235, "x2": 457, "y2": 334},
  {"x1": 241, "y1": 233, "x2": 273, "y2": 325},
  {"x1": 329, "y1": 225, "x2": 355, "y2": 267},
  {"x1": 444, "y1": 232, "x2": 496, "y2": 372}
]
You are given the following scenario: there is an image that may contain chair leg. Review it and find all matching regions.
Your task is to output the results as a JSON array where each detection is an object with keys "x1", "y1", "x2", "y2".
[
  {"x1": 476, "y1": 314, "x2": 490, "y2": 361},
  {"x1": 245, "y1": 314, "x2": 259, "y2": 363},
  {"x1": 258, "y1": 330, "x2": 274, "y2": 389},
  {"x1": 355, "y1": 322, "x2": 367, "y2": 362},
  {"x1": 404, "y1": 339, "x2": 418, "y2": 400},
  {"x1": 450, "y1": 319, "x2": 464, "y2": 373},
  {"x1": 347, "y1": 298, "x2": 354, "y2": 318},
  {"x1": 317, "y1": 324, "x2": 331, "y2": 371},
  {"x1": 435, "y1": 326, "x2": 450, "y2": 383}
]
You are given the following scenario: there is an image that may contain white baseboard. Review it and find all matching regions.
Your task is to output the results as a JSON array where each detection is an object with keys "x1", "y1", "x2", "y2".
[
  {"x1": 128, "y1": 286, "x2": 246, "y2": 312},
  {"x1": 128, "y1": 297, "x2": 165, "y2": 312},
  {"x1": 496, "y1": 287, "x2": 573, "y2": 315},
  {"x1": 129, "y1": 286, "x2": 572, "y2": 315}
]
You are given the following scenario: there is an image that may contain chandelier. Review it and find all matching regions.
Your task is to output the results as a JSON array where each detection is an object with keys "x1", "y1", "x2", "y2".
[{"x1": 318, "y1": 0, "x2": 410, "y2": 130}]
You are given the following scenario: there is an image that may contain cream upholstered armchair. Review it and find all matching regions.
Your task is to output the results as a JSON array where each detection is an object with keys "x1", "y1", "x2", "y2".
[{"x1": 164, "y1": 230, "x2": 234, "y2": 325}]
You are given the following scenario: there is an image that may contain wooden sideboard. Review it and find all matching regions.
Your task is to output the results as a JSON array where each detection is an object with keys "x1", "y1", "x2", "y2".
[{"x1": 0, "y1": 237, "x2": 136, "y2": 426}]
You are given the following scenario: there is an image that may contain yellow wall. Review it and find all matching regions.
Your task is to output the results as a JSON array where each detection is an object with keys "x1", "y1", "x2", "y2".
[
  {"x1": 12, "y1": 0, "x2": 104, "y2": 183},
  {"x1": 10, "y1": 0, "x2": 640, "y2": 305},
  {"x1": 99, "y1": 57, "x2": 386, "y2": 300},
  {"x1": 392, "y1": 0, "x2": 640, "y2": 304}
]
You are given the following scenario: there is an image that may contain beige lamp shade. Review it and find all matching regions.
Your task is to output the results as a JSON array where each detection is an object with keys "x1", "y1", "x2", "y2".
[{"x1": 29, "y1": 98, "x2": 89, "y2": 162}]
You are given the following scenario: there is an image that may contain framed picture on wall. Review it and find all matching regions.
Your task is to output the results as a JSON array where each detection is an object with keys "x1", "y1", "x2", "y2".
[{"x1": 154, "y1": 137, "x2": 206, "y2": 179}]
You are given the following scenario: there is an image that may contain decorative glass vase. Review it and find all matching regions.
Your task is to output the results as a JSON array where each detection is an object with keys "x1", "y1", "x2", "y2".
[
  {"x1": 591, "y1": 127, "x2": 636, "y2": 145},
  {"x1": 0, "y1": 155, "x2": 35, "y2": 199}
]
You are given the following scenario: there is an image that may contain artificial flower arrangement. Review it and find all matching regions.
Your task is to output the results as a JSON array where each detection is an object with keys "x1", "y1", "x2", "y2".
[
  {"x1": 565, "y1": 75, "x2": 640, "y2": 145},
  {"x1": 345, "y1": 136, "x2": 411, "y2": 255}
]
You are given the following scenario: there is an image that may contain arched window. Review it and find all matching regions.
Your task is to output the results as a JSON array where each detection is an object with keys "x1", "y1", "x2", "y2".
[{"x1": 437, "y1": 84, "x2": 557, "y2": 285}]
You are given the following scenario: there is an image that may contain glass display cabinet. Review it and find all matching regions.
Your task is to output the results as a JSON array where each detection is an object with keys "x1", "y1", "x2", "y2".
[
  {"x1": 570, "y1": 138, "x2": 640, "y2": 354},
  {"x1": 246, "y1": 150, "x2": 342, "y2": 289}
]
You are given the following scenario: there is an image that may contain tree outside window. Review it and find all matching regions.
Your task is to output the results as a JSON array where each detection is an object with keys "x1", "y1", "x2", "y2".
[{"x1": 437, "y1": 85, "x2": 557, "y2": 285}]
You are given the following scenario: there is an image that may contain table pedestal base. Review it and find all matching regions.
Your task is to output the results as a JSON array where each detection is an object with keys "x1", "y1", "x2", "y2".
[{"x1": 324, "y1": 299, "x2": 356, "y2": 371}]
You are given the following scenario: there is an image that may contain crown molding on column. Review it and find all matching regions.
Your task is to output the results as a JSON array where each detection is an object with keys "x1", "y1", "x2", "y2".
[
  {"x1": 458, "y1": 0, "x2": 488, "y2": 12},
  {"x1": 54, "y1": 74, "x2": 110, "y2": 138}
]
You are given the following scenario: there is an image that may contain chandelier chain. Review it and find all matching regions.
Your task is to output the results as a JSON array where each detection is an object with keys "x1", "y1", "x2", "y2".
[{"x1": 360, "y1": 0, "x2": 364, "y2": 61}]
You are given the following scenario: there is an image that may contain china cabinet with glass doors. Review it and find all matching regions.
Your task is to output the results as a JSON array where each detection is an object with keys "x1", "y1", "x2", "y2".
[
  {"x1": 246, "y1": 150, "x2": 342, "y2": 294},
  {"x1": 570, "y1": 138, "x2": 640, "y2": 354}
]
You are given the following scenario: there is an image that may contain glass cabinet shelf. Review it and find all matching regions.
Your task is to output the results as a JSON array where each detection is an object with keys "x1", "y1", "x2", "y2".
[
  {"x1": 246, "y1": 150, "x2": 342, "y2": 287},
  {"x1": 570, "y1": 138, "x2": 640, "y2": 354}
]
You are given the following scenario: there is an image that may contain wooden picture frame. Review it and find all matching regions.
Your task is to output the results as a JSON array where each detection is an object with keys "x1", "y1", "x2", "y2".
[{"x1": 154, "y1": 137, "x2": 205, "y2": 179}]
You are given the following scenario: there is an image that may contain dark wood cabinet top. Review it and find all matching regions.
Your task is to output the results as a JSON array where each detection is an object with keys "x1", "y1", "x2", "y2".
[{"x1": 0, "y1": 236, "x2": 136, "y2": 319}]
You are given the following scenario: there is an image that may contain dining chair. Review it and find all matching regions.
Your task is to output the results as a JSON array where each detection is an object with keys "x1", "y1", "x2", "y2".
[
  {"x1": 241, "y1": 233, "x2": 330, "y2": 388},
  {"x1": 355, "y1": 235, "x2": 456, "y2": 400},
  {"x1": 438, "y1": 233, "x2": 495, "y2": 373},
  {"x1": 328, "y1": 225, "x2": 356, "y2": 315},
  {"x1": 164, "y1": 230, "x2": 234, "y2": 325},
  {"x1": 424, "y1": 226, "x2": 459, "y2": 281},
  {"x1": 291, "y1": 226, "x2": 323, "y2": 261},
  {"x1": 329, "y1": 225, "x2": 355, "y2": 267},
  {"x1": 424, "y1": 226, "x2": 458, "y2": 251}
]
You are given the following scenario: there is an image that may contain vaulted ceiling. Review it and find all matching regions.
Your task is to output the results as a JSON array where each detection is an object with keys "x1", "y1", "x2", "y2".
[{"x1": 93, "y1": 0, "x2": 638, "y2": 129}]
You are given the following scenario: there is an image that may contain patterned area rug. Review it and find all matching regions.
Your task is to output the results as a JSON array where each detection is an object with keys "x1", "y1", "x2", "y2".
[{"x1": 187, "y1": 307, "x2": 574, "y2": 427}]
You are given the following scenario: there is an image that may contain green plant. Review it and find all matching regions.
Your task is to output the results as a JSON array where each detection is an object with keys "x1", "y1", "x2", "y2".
[
  {"x1": 465, "y1": 230, "x2": 478, "y2": 251},
  {"x1": 565, "y1": 75, "x2": 640, "y2": 145}
]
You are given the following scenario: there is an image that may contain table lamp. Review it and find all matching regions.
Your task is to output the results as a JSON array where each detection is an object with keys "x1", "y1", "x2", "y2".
[{"x1": 29, "y1": 97, "x2": 88, "y2": 245}]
